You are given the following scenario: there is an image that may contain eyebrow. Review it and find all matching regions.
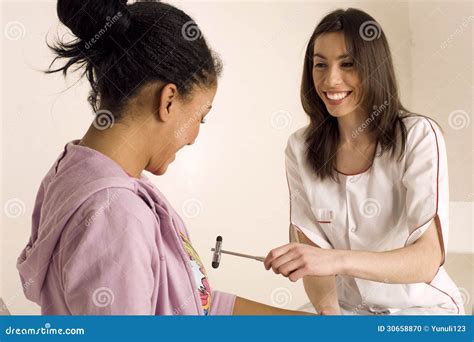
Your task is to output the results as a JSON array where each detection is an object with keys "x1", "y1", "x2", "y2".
[{"x1": 313, "y1": 53, "x2": 351, "y2": 60}]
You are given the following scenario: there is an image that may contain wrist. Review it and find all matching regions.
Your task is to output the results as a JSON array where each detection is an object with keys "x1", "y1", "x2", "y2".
[{"x1": 335, "y1": 249, "x2": 350, "y2": 275}]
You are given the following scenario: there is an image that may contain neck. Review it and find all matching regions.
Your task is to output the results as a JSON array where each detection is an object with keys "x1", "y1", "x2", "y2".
[
  {"x1": 79, "y1": 114, "x2": 165, "y2": 178},
  {"x1": 337, "y1": 110, "x2": 376, "y2": 147}
]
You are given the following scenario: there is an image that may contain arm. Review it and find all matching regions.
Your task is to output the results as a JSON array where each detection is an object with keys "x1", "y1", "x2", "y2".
[
  {"x1": 296, "y1": 229, "x2": 340, "y2": 315},
  {"x1": 62, "y1": 189, "x2": 157, "y2": 314},
  {"x1": 232, "y1": 296, "x2": 313, "y2": 315},
  {"x1": 339, "y1": 120, "x2": 446, "y2": 284},
  {"x1": 265, "y1": 218, "x2": 443, "y2": 284},
  {"x1": 340, "y1": 218, "x2": 443, "y2": 283}
]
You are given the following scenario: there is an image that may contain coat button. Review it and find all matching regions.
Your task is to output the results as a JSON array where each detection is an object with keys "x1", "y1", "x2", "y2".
[{"x1": 350, "y1": 226, "x2": 357, "y2": 232}]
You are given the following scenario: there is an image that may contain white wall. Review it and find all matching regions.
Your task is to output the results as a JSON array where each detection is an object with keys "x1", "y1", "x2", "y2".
[
  {"x1": 1, "y1": 0, "x2": 471, "y2": 314},
  {"x1": 408, "y1": 1, "x2": 473, "y2": 203}
]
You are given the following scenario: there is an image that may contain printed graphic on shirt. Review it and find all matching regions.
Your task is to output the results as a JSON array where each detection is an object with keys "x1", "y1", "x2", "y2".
[{"x1": 178, "y1": 231, "x2": 212, "y2": 315}]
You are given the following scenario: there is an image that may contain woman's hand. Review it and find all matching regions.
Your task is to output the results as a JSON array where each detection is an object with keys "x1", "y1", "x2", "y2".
[{"x1": 263, "y1": 242, "x2": 344, "y2": 281}]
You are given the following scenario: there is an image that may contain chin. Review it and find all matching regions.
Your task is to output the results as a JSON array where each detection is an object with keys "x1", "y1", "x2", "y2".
[
  {"x1": 148, "y1": 155, "x2": 175, "y2": 176},
  {"x1": 327, "y1": 109, "x2": 350, "y2": 118},
  {"x1": 153, "y1": 169, "x2": 166, "y2": 176},
  {"x1": 327, "y1": 105, "x2": 359, "y2": 118},
  {"x1": 148, "y1": 165, "x2": 167, "y2": 176}
]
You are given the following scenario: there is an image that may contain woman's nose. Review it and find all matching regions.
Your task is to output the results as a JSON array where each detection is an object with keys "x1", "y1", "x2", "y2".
[{"x1": 325, "y1": 65, "x2": 343, "y2": 87}]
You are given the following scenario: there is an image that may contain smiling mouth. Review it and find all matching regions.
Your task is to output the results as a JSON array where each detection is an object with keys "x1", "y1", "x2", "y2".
[{"x1": 323, "y1": 91, "x2": 352, "y2": 102}]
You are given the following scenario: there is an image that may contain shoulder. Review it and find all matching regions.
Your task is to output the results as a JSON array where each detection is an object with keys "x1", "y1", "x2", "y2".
[
  {"x1": 286, "y1": 125, "x2": 309, "y2": 157},
  {"x1": 71, "y1": 187, "x2": 158, "y2": 240},
  {"x1": 59, "y1": 186, "x2": 159, "y2": 275},
  {"x1": 400, "y1": 114, "x2": 445, "y2": 153},
  {"x1": 401, "y1": 114, "x2": 443, "y2": 141}
]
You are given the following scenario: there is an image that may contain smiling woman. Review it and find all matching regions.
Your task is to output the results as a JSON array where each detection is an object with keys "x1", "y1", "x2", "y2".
[
  {"x1": 264, "y1": 8, "x2": 466, "y2": 316},
  {"x1": 300, "y1": 9, "x2": 412, "y2": 181}
]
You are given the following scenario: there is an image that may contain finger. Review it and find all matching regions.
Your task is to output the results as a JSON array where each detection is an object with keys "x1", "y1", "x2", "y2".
[
  {"x1": 288, "y1": 267, "x2": 307, "y2": 282},
  {"x1": 270, "y1": 251, "x2": 297, "y2": 274},
  {"x1": 264, "y1": 243, "x2": 295, "y2": 270},
  {"x1": 278, "y1": 259, "x2": 303, "y2": 277}
]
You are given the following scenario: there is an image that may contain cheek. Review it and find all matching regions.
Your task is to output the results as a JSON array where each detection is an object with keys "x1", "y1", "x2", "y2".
[
  {"x1": 312, "y1": 72, "x2": 322, "y2": 95},
  {"x1": 351, "y1": 82, "x2": 362, "y2": 103},
  {"x1": 185, "y1": 122, "x2": 200, "y2": 141},
  {"x1": 312, "y1": 72, "x2": 327, "y2": 95},
  {"x1": 312, "y1": 70, "x2": 321, "y2": 85},
  {"x1": 174, "y1": 120, "x2": 200, "y2": 146},
  {"x1": 193, "y1": 123, "x2": 200, "y2": 137},
  {"x1": 348, "y1": 73, "x2": 361, "y2": 90}
]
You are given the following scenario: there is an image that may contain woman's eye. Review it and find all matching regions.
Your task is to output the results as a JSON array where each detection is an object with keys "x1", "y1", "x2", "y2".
[
  {"x1": 341, "y1": 62, "x2": 354, "y2": 68},
  {"x1": 314, "y1": 63, "x2": 326, "y2": 69}
]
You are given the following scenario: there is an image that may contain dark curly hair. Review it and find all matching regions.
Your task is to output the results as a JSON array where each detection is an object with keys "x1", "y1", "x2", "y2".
[{"x1": 46, "y1": 0, "x2": 223, "y2": 119}]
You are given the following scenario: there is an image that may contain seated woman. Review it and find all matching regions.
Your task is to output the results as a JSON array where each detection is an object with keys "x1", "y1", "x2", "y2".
[
  {"x1": 264, "y1": 8, "x2": 465, "y2": 315},
  {"x1": 16, "y1": 0, "x2": 309, "y2": 316}
]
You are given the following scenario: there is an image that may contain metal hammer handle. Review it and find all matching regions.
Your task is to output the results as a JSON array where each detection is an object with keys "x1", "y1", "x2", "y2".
[{"x1": 211, "y1": 248, "x2": 265, "y2": 262}]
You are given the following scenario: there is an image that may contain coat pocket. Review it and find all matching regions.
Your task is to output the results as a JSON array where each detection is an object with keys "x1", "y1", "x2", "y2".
[
  {"x1": 314, "y1": 208, "x2": 334, "y2": 224},
  {"x1": 311, "y1": 208, "x2": 335, "y2": 247}
]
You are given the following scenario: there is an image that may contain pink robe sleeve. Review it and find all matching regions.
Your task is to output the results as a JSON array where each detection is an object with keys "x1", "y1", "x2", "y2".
[
  {"x1": 61, "y1": 188, "x2": 159, "y2": 315},
  {"x1": 209, "y1": 290, "x2": 236, "y2": 315}
]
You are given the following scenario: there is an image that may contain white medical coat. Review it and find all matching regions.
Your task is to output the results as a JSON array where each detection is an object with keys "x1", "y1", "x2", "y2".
[{"x1": 286, "y1": 115, "x2": 464, "y2": 315}]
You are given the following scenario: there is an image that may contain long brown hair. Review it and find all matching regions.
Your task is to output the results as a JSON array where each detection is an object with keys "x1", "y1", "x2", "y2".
[{"x1": 301, "y1": 8, "x2": 418, "y2": 182}]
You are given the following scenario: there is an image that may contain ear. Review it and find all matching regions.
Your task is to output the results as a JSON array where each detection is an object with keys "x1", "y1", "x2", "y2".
[{"x1": 156, "y1": 83, "x2": 178, "y2": 123}]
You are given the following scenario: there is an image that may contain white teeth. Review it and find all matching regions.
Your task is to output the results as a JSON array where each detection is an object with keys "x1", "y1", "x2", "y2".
[{"x1": 326, "y1": 91, "x2": 350, "y2": 100}]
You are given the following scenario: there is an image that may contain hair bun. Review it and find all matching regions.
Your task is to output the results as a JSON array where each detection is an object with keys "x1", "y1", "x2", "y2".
[{"x1": 57, "y1": 0, "x2": 130, "y2": 42}]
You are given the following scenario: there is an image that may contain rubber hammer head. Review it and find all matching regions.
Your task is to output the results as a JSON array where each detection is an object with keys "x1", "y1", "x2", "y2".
[{"x1": 212, "y1": 236, "x2": 223, "y2": 269}]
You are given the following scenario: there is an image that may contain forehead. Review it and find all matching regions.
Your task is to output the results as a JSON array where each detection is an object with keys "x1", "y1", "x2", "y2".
[
  {"x1": 190, "y1": 86, "x2": 216, "y2": 110},
  {"x1": 191, "y1": 85, "x2": 215, "y2": 100},
  {"x1": 313, "y1": 32, "x2": 348, "y2": 58}
]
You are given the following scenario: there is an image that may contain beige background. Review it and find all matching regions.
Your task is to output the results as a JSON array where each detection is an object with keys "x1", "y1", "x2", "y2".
[{"x1": 1, "y1": 0, "x2": 472, "y2": 314}]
